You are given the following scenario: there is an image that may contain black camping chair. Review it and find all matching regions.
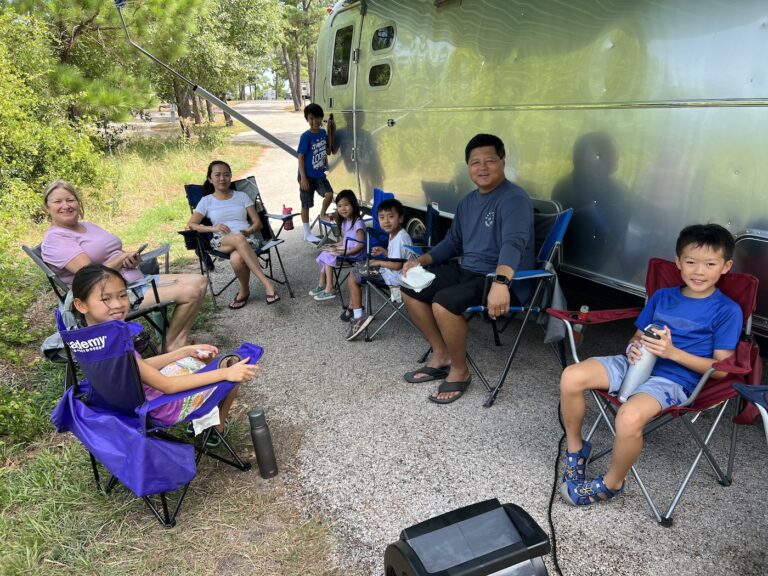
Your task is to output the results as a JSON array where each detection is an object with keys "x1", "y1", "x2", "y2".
[{"x1": 179, "y1": 176, "x2": 296, "y2": 307}]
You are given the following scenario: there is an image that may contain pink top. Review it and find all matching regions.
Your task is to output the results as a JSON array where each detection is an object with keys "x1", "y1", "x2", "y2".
[{"x1": 41, "y1": 222, "x2": 143, "y2": 287}]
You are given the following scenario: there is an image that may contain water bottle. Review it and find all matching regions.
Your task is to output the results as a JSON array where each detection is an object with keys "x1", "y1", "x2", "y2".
[
  {"x1": 572, "y1": 305, "x2": 589, "y2": 346},
  {"x1": 282, "y1": 205, "x2": 294, "y2": 230},
  {"x1": 618, "y1": 324, "x2": 662, "y2": 403},
  {"x1": 248, "y1": 407, "x2": 278, "y2": 478}
]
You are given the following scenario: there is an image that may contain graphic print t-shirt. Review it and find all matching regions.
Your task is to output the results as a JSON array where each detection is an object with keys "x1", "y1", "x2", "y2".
[{"x1": 298, "y1": 129, "x2": 329, "y2": 179}]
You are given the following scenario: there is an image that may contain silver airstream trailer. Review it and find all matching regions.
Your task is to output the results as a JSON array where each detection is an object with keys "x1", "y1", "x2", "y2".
[{"x1": 315, "y1": 0, "x2": 768, "y2": 333}]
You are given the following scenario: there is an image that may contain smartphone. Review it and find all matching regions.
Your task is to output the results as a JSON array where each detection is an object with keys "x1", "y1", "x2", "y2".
[
  {"x1": 135, "y1": 243, "x2": 149, "y2": 255},
  {"x1": 643, "y1": 324, "x2": 663, "y2": 339}
]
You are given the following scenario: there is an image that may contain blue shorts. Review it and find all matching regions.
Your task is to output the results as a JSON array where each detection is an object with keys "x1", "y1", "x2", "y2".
[{"x1": 596, "y1": 355, "x2": 689, "y2": 410}]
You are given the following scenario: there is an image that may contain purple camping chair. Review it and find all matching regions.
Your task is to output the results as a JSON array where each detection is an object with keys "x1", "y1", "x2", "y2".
[{"x1": 51, "y1": 310, "x2": 264, "y2": 528}]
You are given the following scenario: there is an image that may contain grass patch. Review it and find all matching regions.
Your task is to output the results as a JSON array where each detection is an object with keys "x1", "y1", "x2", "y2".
[{"x1": 0, "y1": 432, "x2": 341, "y2": 575}]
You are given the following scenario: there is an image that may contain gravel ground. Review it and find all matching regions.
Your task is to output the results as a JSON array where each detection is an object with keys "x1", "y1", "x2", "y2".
[{"x1": 210, "y1": 101, "x2": 768, "y2": 575}]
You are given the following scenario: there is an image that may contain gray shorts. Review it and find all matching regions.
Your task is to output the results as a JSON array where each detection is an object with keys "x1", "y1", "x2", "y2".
[
  {"x1": 596, "y1": 355, "x2": 689, "y2": 410},
  {"x1": 299, "y1": 176, "x2": 333, "y2": 208}
]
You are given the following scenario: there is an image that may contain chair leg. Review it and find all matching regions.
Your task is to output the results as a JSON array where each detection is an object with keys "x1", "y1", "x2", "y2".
[
  {"x1": 195, "y1": 428, "x2": 252, "y2": 471},
  {"x1": 272, "y1": 247, "x2": 295, "y2": 298}
]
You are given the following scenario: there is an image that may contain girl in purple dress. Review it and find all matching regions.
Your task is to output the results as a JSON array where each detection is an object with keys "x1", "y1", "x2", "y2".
[{"x1": 310, "y1": 190, "x2": 365, "y2": 301}]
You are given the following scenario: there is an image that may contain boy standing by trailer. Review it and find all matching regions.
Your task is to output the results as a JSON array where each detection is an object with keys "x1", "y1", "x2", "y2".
[
  {"x1": 298, "y1": 103, "x2": 335, "y2": 243},
  {"x1": 345, "y1": 199, "x2": 412, "y2": 341},
  {"x1": 558, "y1": 223, "x2": 742, "y2": 506}
]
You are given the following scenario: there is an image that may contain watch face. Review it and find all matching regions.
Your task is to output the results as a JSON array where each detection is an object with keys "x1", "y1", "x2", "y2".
[{"x1": 494, "y1": 275, "x2": 510, "y2": 285}]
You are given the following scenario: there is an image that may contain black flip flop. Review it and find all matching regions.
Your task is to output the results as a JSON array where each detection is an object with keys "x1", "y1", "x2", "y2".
[
  {"x1": 228, "y1": 293, "x2": 249, "y2": 309},
  {"x1": 428, "y1": 378, "x2": 471, "y2": 404},
  {"x1": 403, "y1": 365, "x2": 450, "y2": 383},
  {"x1": 265, "y1": 293, "x2": 281, "y2": 305}
]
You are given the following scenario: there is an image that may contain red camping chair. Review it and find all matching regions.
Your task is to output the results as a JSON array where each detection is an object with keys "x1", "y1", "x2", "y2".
[{"x1": 547, "y1": 258, "x2": 760, "y2": 525}]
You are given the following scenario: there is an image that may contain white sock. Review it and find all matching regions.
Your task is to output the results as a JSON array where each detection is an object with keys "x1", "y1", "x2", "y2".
[
  {"x1": 303, "y1": 222, "x2": 311, "y2": 236},
  {"x1": 353, "y1": 308, "x2": 363, "y2": 320}
]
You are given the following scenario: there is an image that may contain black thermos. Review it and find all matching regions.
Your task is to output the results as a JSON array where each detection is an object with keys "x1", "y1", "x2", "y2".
[{"x1": 248, "y1": 407, "x2": 278, "y2": 478}]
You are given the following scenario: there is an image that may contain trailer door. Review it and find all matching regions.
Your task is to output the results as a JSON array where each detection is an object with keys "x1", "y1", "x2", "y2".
[{"x1": 322, "y1": 4, "x2": 364, "y2": 196}]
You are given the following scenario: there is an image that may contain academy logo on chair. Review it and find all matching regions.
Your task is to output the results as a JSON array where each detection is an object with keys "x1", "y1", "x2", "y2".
[{"x1": 68, "y1": 335, "x2": 108, "y2": 353}]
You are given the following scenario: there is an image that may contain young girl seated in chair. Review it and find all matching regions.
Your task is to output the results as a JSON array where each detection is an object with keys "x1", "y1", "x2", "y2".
[
  {"x1": 72, "y1": 264, "x2": 258, "y2": 444},
  {"x1": 310, "y1": 189, "x2": 366, "y2": 301}
]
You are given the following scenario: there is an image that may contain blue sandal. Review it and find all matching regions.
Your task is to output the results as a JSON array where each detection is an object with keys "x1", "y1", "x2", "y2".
[
  {"x1": 560, "y1": 474, "x2": 623, "y2": 506},
  {"x1": 562, "y1": 439, "x2": 591, "y2": 485}
]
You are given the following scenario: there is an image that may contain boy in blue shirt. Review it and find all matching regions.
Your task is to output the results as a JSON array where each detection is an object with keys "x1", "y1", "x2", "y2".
[
  {"x1": 559, "y1": 223, "x2": 742, "y2": 506},
  {"x1": 298, "y1": 103, "x2": 334, "y2": 243}
]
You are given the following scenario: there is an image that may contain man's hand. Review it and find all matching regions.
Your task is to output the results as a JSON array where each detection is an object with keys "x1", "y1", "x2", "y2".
[
  {"x1": 402, "y1": 259, "x2": 421, "y2": 277},
  {"x1": 486, "y1": 282, "x2": 511, "y2": 319}
]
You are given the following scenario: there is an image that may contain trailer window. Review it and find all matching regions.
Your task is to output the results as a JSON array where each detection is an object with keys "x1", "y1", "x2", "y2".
[
  {"x1": 368, "y1": 63, "x2": 391, "y2": 87},
  {"x1": 331, "y1": 25, "x2": 353, "y2": 86},
  {"x1": 371, "y1": 26, "x2": 395, "y2": 51}
]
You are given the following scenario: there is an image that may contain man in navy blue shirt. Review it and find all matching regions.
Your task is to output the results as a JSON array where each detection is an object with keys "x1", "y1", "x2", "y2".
[{"x1": 401, "y1": 134, "x2": 535, "y2": 403}]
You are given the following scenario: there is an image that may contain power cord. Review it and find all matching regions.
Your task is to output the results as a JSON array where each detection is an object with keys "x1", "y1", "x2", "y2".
[{"x1": 547, "y1": 402, "x2": 566, "y2": 576}]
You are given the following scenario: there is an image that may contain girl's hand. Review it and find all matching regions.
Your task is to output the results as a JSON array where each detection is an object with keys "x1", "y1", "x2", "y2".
[
  {"x1": 224, "y1": 357, "x2": 260, "y2": 382},
  {"x1": 190, "y1": 344, "x2": 218, "y2": 360},
  {"x1": 240, "y1": 229, "x2": 252, "y2": 237},
  {"x1": 211, "y1": 223, "x2": 231, "y2": 234},
  {"x1": 371, "y1": 246, "x2": 386, "y2": 257},
  {"x1": 640, "y1": 325, "x2": 674, "y2": 359}
]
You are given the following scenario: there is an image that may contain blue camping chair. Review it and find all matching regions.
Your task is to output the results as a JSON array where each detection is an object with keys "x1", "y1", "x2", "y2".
[
  {"x1": 179, "y1": 176, "x2": 295, "y2": 307},
  {"x1": 734, "y1": 385, "x2": 768, "y2": 446},
  {"x1": 51, "y1": 310, "x2": 263, "y2": 527},
  {"x1": 466, "y1": 207, "x2": 573, "y2": 407}
]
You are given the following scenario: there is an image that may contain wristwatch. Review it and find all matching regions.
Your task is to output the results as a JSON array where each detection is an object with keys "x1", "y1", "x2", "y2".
[{"x1": 493, "y1": 275, "x2": 511, "y2": 286}]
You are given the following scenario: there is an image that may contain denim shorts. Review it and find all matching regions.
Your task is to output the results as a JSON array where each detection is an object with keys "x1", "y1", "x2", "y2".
[
  {"x1": 597, "y1": 354, "x2": 689, "y2": 410},
  {"x1": 134, "y1": 274, "x2": 162, "y2": 300}
]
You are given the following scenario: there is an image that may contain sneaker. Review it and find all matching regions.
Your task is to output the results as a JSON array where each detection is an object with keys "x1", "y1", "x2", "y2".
[
  {"x1": 308, "y1": 286, "x2": 325, "y2": 297},
  {"x1": 339, "y1": 307, "x2": 354, "y2": 322},
  {"x1": 304, "y1": 234, "x2": 322, "y2": 243},
  {"x1": 562, "y1": 439, "x2": 591, "y2": 485},
  {"x1": 346, "y1": 315, "x2": 374, "y2": 341},
  {"x1": 313, "y1": 290, "x2": 337, "y2": 301},
  {"x1": 205, "y1": 420, "x2": 231, "y2": 449}
]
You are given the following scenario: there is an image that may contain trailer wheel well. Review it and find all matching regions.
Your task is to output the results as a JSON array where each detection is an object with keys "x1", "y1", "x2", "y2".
[{"x1": 405, "y1": 215, "x2": 426, "y2": 241}]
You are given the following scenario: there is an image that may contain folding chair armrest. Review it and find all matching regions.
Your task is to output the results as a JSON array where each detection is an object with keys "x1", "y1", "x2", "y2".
[
  {"x1": 265, "y1": 212, "x2": 298, "y2": 222},
  {"x1": 404, "y1": 244, "x2": 431, "y2": 256},
  {"x1": 711, "y1": 339, "x2": 755, "y2": 376},
  {"x1": 546, "y1": 307, "x2": 643, "y2": 327},
  {"x1": 142, "y1": 243, "x2": 171, "y2": 274}
]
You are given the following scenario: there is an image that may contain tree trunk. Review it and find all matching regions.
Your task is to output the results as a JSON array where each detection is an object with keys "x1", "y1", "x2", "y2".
[
  {"x1": 307, "y1": 51, "x2": 316, "y2": 101},
  {"x1": 221, "y1": 95, "x2": 233, "y2": 126},
  {"x1": 172, "y1": 78, "x2": 193, "y2": 136},
  {"x1": 281, "y1": 44, "x2": 301, "y2": 110},
  {"x1": 239, "y1": 85, "x2": 246, "y2": 100},
  {"x1": 205, "y1": 100, "x2": 215, "y2": 122},
  {"x1": 292, "y1": 54, "x2": 302, "y2": 111},
  {"x1": 192, "y1": 95, "x2": 202, "y2": 125}
]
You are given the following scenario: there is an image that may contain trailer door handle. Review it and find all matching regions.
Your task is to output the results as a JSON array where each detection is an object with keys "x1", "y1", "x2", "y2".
[{"x1": 387, "y1": 118, "x2": 396, "y2": 127}]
